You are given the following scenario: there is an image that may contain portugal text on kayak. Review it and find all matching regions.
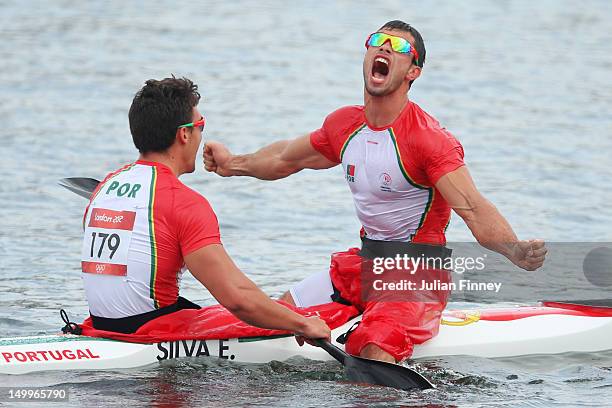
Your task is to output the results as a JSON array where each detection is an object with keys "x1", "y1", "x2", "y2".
[{"x1": 2, "y1": 349, "x2": 100, "y2": 363}]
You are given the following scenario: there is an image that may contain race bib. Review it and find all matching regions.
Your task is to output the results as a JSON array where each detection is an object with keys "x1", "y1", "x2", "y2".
[{"x1": 81, "y1": 208, "x2": 136, "y2": 276}]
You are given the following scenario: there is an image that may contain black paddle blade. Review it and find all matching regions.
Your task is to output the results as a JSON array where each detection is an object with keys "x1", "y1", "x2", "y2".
[
  {"x1": 58, "y1": 177, "x2": 100, "y2": 199},
  {"x1": 344, "y1": 354, "x2": 434, "y2": 391},
  {"x1": 314, "y1": 339, "x2": 433, "y2": 391}
]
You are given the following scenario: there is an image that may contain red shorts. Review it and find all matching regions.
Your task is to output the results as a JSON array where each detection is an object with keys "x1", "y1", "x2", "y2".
[{"x1": 329, "y1": 248, "x2": 450, "y2": 361}]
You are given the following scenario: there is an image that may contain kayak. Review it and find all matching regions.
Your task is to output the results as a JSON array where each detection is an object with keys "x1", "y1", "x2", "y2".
[{"x1": 1, "y1": 300, "x2": 611, "y2": 375}]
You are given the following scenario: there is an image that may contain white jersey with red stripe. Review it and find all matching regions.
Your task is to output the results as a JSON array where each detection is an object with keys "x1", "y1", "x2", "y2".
[
  {"x1": 81, "y1": 161, "x2": 221, "y2": 319},
  {"x1": 310, "y1": 102, "x2": 465, "y2": 245},
  {"x1": 340, "y1": 124, "x2": 432, "y2": 241}
]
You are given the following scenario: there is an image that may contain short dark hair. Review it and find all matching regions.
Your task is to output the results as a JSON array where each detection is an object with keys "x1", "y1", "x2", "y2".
[
  {"x1": 379, "y1": 20, "x2": 426, "y2": 68},
  {"x1": 128, "y1": 76, "x2": 201, "y2": 154}
]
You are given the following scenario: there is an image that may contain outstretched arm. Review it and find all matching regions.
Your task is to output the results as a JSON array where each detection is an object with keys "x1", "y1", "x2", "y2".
[
  {"x1": 184, "y1": 244, "x2": 331, "y2": 340},
  {"x1": 435, "y1": 166, "x2": 547, "y2": 271},
  {"x1": 203, "y1": 134, "x2": 337, "y2": 180}
]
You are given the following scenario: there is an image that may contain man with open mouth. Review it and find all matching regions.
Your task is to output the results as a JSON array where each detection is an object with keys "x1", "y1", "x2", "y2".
[{"x1": 203, "y1": 20, "x2": 547, "y2": 363}]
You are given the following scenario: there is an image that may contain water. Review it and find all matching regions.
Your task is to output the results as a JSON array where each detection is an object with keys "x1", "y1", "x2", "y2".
[{"x1": 1, "y1": 0, "x2": 611, "y2": 406}]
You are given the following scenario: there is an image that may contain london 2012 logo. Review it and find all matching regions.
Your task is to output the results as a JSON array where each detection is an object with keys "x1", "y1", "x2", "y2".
[
  {"x1": 379, "y1": 172, "x2": 392, "y2": 192},
  {"x1": 346, "y1": 164, "x2": 356, "y2": 182}
]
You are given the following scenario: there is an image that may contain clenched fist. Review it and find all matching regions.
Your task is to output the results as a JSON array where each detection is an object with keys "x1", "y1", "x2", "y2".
[
  {"x1": 510, "y1": 239, "x2": 547, "y2": 271},
  {"x1": 294, "y1": 316, "x2": 331, "y2": 347},
  {"x1": 203, "y1": 141, "x2": 234, "y2": 177}
]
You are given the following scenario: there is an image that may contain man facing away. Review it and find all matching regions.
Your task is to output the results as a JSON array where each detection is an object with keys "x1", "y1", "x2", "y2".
[
  {"x1": 203, "y1": 21, "x2": 547, "y2": 363},
  {"x1": 80, "y1": 77, "x2": 330, "y2": 341}
]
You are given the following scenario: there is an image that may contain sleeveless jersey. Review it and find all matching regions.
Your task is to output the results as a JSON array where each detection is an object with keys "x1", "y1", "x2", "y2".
[
  {"x1": 310, "y1": 102, "x2": 464, "y2": 245},
  {"x1": 81, "y1": 160, "x2": 221, "y2": 318}
]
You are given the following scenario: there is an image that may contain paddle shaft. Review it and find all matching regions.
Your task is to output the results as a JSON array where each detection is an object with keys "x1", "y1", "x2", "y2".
[{"x1": 314, "y1": 339, "x2": 346, "y2": 364}]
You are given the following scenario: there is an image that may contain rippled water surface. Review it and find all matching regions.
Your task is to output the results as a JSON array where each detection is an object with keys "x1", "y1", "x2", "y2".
[{"x1": 1, "y1": 1, "x2": 611, "y2": 407}]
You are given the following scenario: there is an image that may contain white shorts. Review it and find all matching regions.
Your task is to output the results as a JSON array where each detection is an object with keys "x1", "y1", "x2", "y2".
[{"x1": 289, "y1": 270, "x2": 335, "y2": 308}]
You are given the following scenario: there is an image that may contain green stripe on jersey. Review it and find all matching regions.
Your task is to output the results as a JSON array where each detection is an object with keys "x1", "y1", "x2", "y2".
[
  {"x1": 147, "y1": 166, "x2": 159, "y2": 309},
  {"x1": 339, "y1": 124, "x2": 366, "y2": 161}
]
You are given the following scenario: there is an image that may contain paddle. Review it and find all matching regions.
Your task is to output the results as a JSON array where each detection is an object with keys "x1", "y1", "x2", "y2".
[
  {"x1": 59, "y1": 176, "x2": 434, "y2": 391},
  {"x1": 314, "y1": 339, "x2": 433, "y2": 391},
  {"x1": 58, "y1": 177, "x2": 100, "y2": 199}
]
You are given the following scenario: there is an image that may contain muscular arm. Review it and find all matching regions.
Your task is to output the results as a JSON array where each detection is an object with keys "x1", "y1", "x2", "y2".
[
  {"x1": 435, "y1": 166, "x2": 546, "y2": 270},
  {"x1": 184, "y1": 244, "x2": 328, "y2": 336},
  {"x1": 204, "y1": 134, "x2": 337, "y2": 180}
]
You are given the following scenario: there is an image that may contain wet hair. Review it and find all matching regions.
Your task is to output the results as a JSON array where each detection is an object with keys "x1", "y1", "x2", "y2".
[
  {"x1": 379, "y1": 20, "x2": 426, "y2": 68},
  {"x1": 128, "y1": 76, "x2": 201, "y2": 154}
]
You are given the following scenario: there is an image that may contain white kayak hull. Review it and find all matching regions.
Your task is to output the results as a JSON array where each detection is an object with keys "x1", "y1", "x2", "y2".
[{"x1": 2, "y1": 303, "x2": 611, "y2": 375}]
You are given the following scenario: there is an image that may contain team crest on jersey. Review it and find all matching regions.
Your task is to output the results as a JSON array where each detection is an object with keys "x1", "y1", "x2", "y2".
[
  {"x1": 379, "y1": 172, "x2": 392, "y2": 192},
  {"x1": 345, "y1": 164, "x2": 356, "y2": 182}
]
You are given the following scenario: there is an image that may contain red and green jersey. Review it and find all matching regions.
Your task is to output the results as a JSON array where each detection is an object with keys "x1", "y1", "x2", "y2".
[
  {"x1": 81, "y1": 160, "x2": 221, "y2": 318},
  {"x1": 310, "y1": 101, "x2": 465, "y2": 245}
]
